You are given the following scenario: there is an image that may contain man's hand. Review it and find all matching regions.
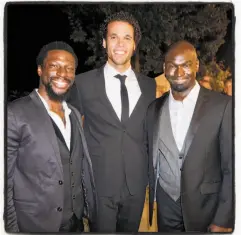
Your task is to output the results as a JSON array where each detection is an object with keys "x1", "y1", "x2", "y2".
[{"x1": 209, "y1": 224, "x2": 232, "y2": 232}]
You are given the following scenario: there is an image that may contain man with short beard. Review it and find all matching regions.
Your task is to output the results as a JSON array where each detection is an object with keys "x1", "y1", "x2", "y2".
[
  {"x1": 6, "y1": 41, "x2": 97, "y2": 233},
  {"x1": 146, "y1": 40, "x2": 233, "y2": 232}
]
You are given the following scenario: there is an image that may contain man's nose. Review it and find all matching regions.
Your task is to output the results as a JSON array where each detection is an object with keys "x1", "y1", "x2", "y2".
[
  {"x1": 176, "y1": 66, "x2": 185, "y2": 77},
  {"x1": 56, "y1": 67, "x2": 67, "y2": 76},
  {"x1": 117, "y1": 38, "x2": 124, "y2": 46}
]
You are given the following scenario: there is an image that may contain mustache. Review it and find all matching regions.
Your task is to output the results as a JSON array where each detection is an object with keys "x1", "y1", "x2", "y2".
[
  {"x1": 49, "y1": 76, "x2": 73, "y2": 84},
  {"x1": 166, "y1": 75, "x2": 188, "y2": 81}
]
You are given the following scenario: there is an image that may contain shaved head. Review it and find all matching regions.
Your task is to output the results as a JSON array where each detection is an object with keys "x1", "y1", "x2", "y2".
[{"x1": 165, "y1": 40, "x2": 198, "y2": 62}]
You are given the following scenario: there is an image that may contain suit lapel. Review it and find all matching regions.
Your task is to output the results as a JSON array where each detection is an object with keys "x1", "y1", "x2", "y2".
[
  {"x1": 160, "y1": 97, "x2": 180, "y2": 155},
  {"x1": 181, "y1": 87, "x2": 210, "y2": 159},
  {"x1": 94, "y1": 67, "x2": 121, "y2": 127},
  {"x1": 152, "y1": 92, "x2": 169, "y2": 168},
  {"x1": 29, "y1": 90, "x2": 63, "y2": 173}
]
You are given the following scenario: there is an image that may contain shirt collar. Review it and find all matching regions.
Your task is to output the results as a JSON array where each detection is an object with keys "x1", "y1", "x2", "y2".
[
  {"x1": 35, "y1": 89, "x2": 71, "y2": 115},
  {"x1": 169, "y1": 81, "x2": 200, "y2": 105},
  {"x1": 104, "y1": 62, "x2": 134, "y2": 79}
]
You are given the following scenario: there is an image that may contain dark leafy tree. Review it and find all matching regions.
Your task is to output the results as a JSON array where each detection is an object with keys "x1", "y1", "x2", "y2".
[{"x1": 63, "y1": 3, "x2": 232, "y2": 75}]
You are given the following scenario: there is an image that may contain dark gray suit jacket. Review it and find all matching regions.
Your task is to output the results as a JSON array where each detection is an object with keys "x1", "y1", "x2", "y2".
[
  {"x1": 6, "y1": 90, "x2": 97, "y2": 232},
  {"x1": 146, "y1": 87, "x2": 233, "y2": 231},
  {"x1": 68, "y1": 67, "x2": 156, "y2": 197}
]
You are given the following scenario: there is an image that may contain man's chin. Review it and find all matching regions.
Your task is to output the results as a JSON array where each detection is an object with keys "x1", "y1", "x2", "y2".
[
  {"x1": 46, "y1": 86, "x2": 70, "y2": 102},
  {"x1": 171, "y1": 83, "x2": 188, "y2": 92}
]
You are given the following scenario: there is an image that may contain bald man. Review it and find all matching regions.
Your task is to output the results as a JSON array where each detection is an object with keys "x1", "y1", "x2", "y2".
[{"x1": 146, "y1": 41, "x2": 233, "y2": 232}]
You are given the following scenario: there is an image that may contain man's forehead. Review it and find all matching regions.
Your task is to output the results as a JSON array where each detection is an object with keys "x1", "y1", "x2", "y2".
[{"x1": 166, "y1": 49, "x2": 196, "y2": 62}]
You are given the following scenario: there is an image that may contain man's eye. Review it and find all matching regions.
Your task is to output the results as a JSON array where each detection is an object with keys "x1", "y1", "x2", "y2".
[
  {"x1": 49, "y1": 64, "x2": 57, "y2": 68},
  {"x1": 184, "y1": 63, "x2": 192, "y2": 68},
  {"x1": 67, "y1": 67, "x2": 74, "y2": 72},
  {"x1": 111, "y1": 36, "x2": 117, "y2": 39},
  {"x1": 167, "y1": 64, "x2": 175, "y2": 69}
]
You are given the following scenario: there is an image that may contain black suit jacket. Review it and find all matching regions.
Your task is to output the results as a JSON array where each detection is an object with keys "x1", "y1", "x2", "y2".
[
  {"x1": 68, "y1": 67, "x2": 156, "y2": 196},
  {"x1": 146, "y1": 87, "x2": 233, "y2": 231},
  {"x1": 6, "y1": 90, "x2": 97, "y2": 232}
]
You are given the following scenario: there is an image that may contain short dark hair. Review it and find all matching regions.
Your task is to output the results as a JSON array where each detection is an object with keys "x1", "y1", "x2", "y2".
[
  {"x1": 36, "y1": 41, "x2": 78, "y2": 68},
  {"x1": 100, "y1": 11, "x2": 142, "y2": 47}
]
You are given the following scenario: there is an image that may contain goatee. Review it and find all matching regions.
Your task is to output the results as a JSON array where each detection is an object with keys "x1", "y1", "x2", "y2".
[
  {"x1": 45, "y1": 82, "x2": 71, "y2": 102},
  {"x1": 170, "y1": 83, "x2": 188, "y2": 92}
]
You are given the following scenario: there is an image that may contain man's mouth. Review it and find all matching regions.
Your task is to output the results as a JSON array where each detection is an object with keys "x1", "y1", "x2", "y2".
[
  {"x1": 114, "y1": 50, "x2": 126, "y2": 55},
  {"x1": 51, "y1": 78, "x2": 71, "y2": 89},
  {"x1": 172, "y1": 77, "x2": 188, "y2": 84}
]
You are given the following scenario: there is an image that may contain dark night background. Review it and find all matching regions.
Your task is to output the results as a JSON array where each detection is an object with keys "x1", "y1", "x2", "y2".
[{"x1": 5, "y1": 3, "x2": 234, "y2": 94}]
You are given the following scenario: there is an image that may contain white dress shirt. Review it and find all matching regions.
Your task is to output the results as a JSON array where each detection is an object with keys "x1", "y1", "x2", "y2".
[
  {"x1": 169, "y1": 82, "x2": 200, "y2": 151},
  {"x1": 103, "y1": 62, "x2": 141, "y2": 120},
  {"x1": 36, "y1": 89, "x2": 72, "y2": 150}
]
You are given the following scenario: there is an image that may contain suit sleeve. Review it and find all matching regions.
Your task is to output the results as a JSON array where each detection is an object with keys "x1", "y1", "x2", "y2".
[
  {"x1": 67, "y1": 81, "x2": 84, "y2": 115},
  {"x1": 212, "y1": 99, "x2": 233, "y2": 228},
  {"x1": 6, "y1": 107, "x2": 20, "y2": 232}
]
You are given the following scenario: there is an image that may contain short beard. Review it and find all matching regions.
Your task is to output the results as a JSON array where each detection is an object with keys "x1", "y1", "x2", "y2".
[
  {"x1": 45, "y1": 83, "x2": 70, "y2": 102},
  {"x1": 170, "y1": 82, "x2": 189, "y2": 92}
]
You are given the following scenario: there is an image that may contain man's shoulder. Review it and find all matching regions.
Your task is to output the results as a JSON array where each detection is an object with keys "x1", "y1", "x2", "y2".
[
  {"x1": 8, "y1": 94, "x2": 31, "y2": 110},
  {"x1": 203, "y1": 88, "x2": 232, "y2": 104},
  {"x1": 148, "y1": 92, "x2": 169, "y2": 111},
  {"x1": 136, "y1": 72, "x2": 155, "y2": 83},
  {"x1": 75, "y1": 68, "x2": 101, "y2": 81}
]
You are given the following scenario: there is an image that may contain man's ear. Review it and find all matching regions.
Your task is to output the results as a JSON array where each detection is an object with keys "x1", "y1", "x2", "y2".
[
  {"x1": 37, "y1": 65, "x2": 42, "y2": 77},
  {"x1": 103, "y1": 39, "x2": 106, "y2": 49}
]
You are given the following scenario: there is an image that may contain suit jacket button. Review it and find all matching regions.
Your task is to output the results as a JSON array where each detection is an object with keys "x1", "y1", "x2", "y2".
[
  {"x1": 59, "y1": 180, "x2": 63, "y2": 185},
  {"x1": 57, "y1": 207, "x2": 62, "y2": 212}
]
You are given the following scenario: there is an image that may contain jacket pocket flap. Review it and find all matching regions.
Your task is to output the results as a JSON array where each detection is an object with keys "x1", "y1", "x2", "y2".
[{"x1": 200, "y1": 181, "x2": 221, "y2": 194}]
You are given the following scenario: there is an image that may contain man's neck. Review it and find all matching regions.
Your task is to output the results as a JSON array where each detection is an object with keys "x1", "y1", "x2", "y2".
[
  {"x1": 171, "y1": 82, "x2": 196, "y2": 101},
  {"x1": 38, "y1": 88, "x2": 63, "y2": 111},
  {"x1": 107, "y1": 61, "x2": 131, "y2": 73}
]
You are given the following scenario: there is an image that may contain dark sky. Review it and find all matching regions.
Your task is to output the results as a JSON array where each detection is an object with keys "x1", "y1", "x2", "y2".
[
  {"x1": 6, "y1": 3, "x2": 88, "y2": 92},
  {"x1": 5, "y1": 3, "x2": 234, "y2": 93}
]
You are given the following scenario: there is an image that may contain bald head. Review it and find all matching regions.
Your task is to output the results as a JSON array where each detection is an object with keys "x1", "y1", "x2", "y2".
[{"x1": 165, "y1": 40, "x2": 197, "y2": 62}]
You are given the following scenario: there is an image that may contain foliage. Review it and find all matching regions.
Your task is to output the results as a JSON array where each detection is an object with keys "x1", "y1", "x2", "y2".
[
  {"x1": 199, "y1": 59, "x2": 231, "y2": 92},
  {"x1": 63, "y1": 3, "x2": 232, "y2": 75}
]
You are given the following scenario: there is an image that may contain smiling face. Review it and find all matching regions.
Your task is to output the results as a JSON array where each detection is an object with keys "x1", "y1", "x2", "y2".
[
  {"x1": 164, "y1": 45, "x2": 199, "y2": 94},
  {"x1": 103, "y1": 21, "x2": 136, "y2": 73},
  {"x1": 37, "y1": 50, "x2": 75, "y2": 101}
]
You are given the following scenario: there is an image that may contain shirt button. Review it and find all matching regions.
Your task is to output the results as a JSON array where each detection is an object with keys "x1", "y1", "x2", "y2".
[
  {"x1": 179, "y1": 156, "x2": 183, "y2": 159},
  {"x1": 57, "y1": 207, "x2": 62, "y2": 212},
  {"x1": 71, "y1": 172, "x2": 74, "y2": 176},
  {"x1": 71, "y1": 183, "x2": 75, "y2": 188},
  {"x1": 70, "y1": 160, "x2": 73, "y2": 164},
  {"x1": 59, "y1": 180, "x2": 63, "y2": 185},
  {"x1": 73, "y1": 195, "x2": 76, "y2": 199}
]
